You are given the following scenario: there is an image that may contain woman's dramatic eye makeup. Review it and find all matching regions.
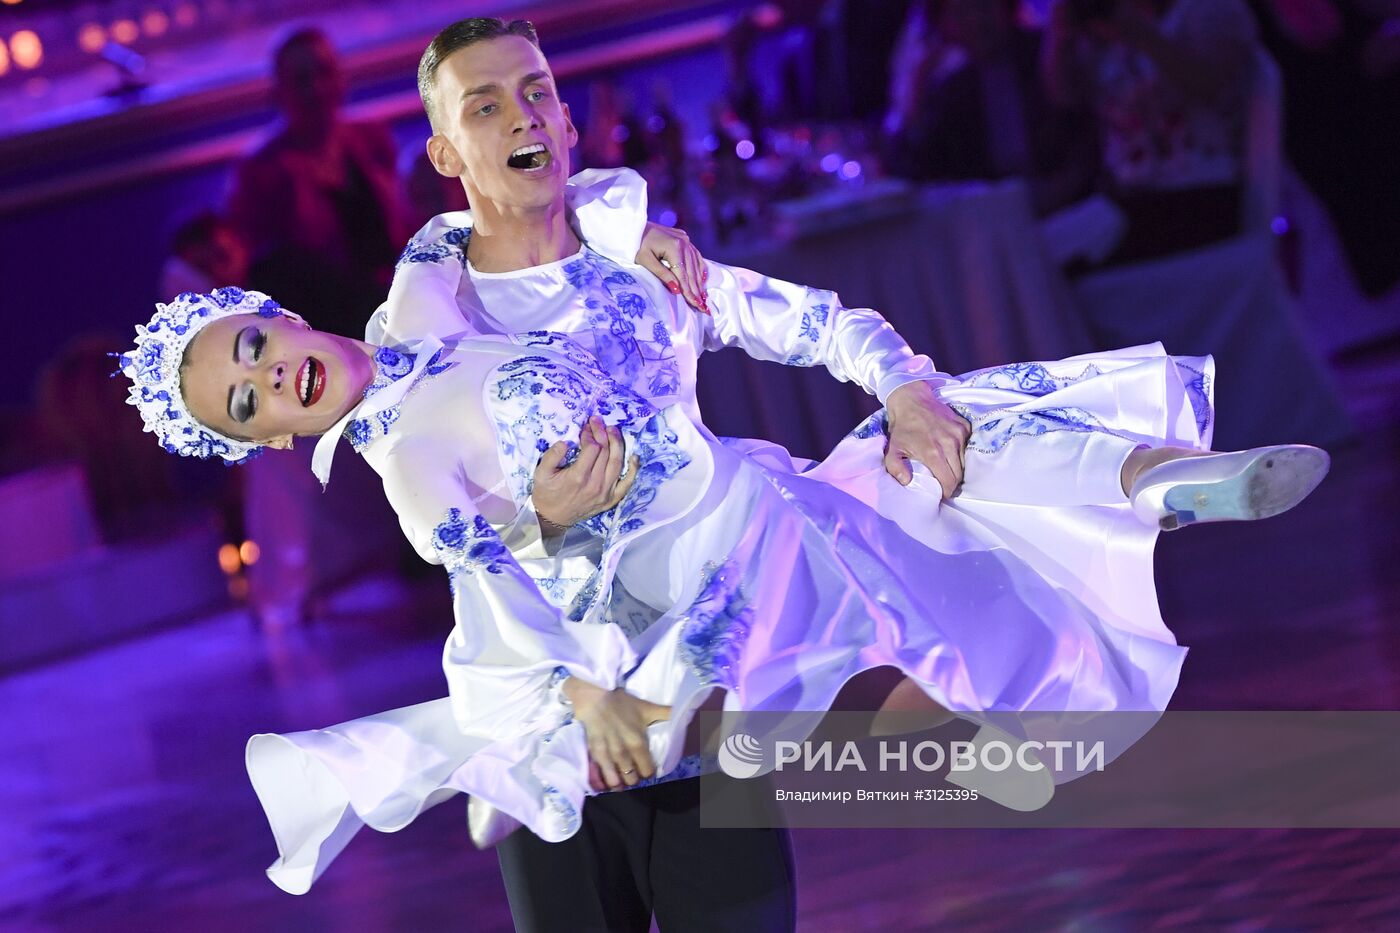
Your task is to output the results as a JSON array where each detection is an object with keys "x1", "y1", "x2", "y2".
[
  {"x1": 229, "y1": 382, "x2": 257, "y2": 424},
  {"x1": 227, "y1": 327, "x2": 265, "y2": 424}
]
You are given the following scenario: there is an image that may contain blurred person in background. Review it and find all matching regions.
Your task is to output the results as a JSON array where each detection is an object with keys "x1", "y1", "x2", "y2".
[
  {"x1": 226, "y1": 27, "x2": 413, "y2": 631},
  {"x1": 885, "y1": 0, "x2": 1099, "y2": 215},
  {"x1": 403, "y1": 148, "x2": 470, "y2": 226},
  {"x1": 579, "y1": 80, "x2": 650, "y2": 170},
  {"x1": 1042, "y1": 0, "x2": 1263, "y2": 265},
  {"x1": 159, "y1": 211, "x2": 250, "y2": 299},
  {"x1": 228, "y1": 27, "x2": 409, "y2": 339},
  {"x1": 37, "y1": 335, "x2": 185, "y2": 541},
  {"x1": 1250, "y1": 0, "x2": 1400, "y2": 297}
]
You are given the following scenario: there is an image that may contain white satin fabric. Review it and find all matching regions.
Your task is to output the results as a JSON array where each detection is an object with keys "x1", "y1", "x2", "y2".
[
  {"x1": 246, "y1": 334, "x2": 1210, "y2": 894},
  {"x1": 245, "y1": 168, "x2": 1211, "y2": 895}
]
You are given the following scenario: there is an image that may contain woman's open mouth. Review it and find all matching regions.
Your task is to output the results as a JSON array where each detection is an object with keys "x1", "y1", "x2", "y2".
[
  {"x1": 296, "y1": 357, "x2": 326, "y2": 407},
  {"x1": 506, "y1": 143, "x2": 552, "y2": 173}
]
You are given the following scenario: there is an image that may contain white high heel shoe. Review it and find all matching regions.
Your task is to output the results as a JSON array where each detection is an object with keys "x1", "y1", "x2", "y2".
[{"x1": 1128, "y1": 444, "x2": 1331, "y2": 531}]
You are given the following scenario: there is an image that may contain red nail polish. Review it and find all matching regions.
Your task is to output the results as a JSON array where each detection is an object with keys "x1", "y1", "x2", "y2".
[{"x1": 667, "y1": 281, "x2": 680, "y2": 294}]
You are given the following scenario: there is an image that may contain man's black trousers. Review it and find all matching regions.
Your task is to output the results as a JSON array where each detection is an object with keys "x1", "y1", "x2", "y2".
[{"x1": 496, "y1": 776, "x2": 796, "y2": 932}]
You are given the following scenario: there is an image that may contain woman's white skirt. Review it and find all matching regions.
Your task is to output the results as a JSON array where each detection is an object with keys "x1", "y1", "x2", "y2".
[{"x1": 247, "y1": 342, "x2": 1213, "y2": 894}]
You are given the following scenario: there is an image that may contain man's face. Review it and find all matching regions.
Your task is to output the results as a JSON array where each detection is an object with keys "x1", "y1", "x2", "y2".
[
  {"x1": 427, "y1": 36, "x2": 578, "y2": 215},
  {"x1": 182, "y1": 312, "x2": 372, "y2": 446}
]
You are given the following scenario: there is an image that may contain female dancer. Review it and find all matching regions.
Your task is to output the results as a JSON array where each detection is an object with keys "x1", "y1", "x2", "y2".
[{"x1": 118, "y1": 281, "x2": 1327, "y2": 895}]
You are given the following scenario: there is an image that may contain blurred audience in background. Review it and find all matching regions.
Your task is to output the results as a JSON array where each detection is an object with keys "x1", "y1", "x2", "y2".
[
  {"x1": 1251, "y1": 0, "x2": 1400, "y2": 298},
  {"x1": 883, "y1": 0, "x2": 1099, "y2": 215},
  {"x1": 7, "y1": 0, "x2": 1383, "y2": 637},
  {"x1": 228, "y1": 27, "x2": 408, "y2": 338},
  {"x1": 580, "y1": 80, "x2": 652, "y2": 170},
  {"x1": 1041, "y1": 0, "x2": 1262, "y2": 267},
  {"x1": 159, "y1": 211, "x2": 250, "y2": 298}
]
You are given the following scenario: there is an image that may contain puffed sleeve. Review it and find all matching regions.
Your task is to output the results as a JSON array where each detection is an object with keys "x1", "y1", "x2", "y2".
[
  {"x1": 377, "y1": 434, "x2": 631, "y2": 742},
  {"x1": 368, "y1": 217, "x2": 475, "y2": 347},
  {"x1": 699, "y1": 261, "x2": 950, "y2": 404},
  {"x1": 566, "y1": 167, "x2": 649, "y2": 265}
]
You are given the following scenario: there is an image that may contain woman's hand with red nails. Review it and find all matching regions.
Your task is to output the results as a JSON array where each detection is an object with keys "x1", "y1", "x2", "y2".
[{"x1": 635, "y1": 221, "x2": 710, "y2": 314}]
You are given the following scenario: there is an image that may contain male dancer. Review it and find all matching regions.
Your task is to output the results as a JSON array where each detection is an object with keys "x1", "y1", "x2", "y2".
[
  {"x1": 380, "y1": 15, "x2": 991, "y2": 933},
  {"x1": 378, "y1": 16, "x2": 984, "y2": 931}
]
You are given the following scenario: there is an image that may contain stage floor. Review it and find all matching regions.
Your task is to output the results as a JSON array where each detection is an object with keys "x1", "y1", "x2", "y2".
[{"x1": 3, "y1": 341, "x2": 1398, "y2": 932}]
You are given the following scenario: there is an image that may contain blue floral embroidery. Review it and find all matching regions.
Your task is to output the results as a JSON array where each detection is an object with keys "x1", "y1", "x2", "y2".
[
  {"x1": 563, "y1": 259, "x2": 595, "y2": 290},
  {"x1": 849, "y1": 411, "x2": 887, "y2": 440},
  {"x1": 346, "y1": 347, "x2": 454, "y2": 453},
  {"x1": 539, "y1": 784, "x2": 580, "y2": 834},
  {"x1": 614, "y1": 414, "x2": 691, "y2": 535},
  {"x1": 784, "y1": 295, "x2": 834, "y2": 366},
  {"x1": 569, "y1": 251, "x2": 681, "y2": 400},
  {"x1": 961, "y1": 361, "x2": 1102, "y2": 396},
  {"x1": 365, "y1": 347, "x2": 414, "y2": 393},
  {"x1": 168, "y1": 427, "x2": 259, "y2": 463},
  {"x1": 678, "y1": 560, "x2": 753, "y2": 689},
  {"x1": 1177, "y1": 362, "x2": 1213, "y2": 437},
  {"x1": 615, "y1": 292, "x2": 647, "y2": 318},
  {"x1": 130, "y1": 341, "x2": 166, "y2": 384},
  {"x1": 432, "y1": 508, "x2": 513, "y2": 576},
  {"x1": 210, "y1": 286, "x2": 245, "y2": 307},
  {"x1": 962, "y1": 406, "x2": 1129, "y2": 454},
  {"x1": 396, "y1": 226, "x2": 471, "y2": 269},
  {"x1": 628, "y1": 753, "x2": 718, "y2": 789},
  {"x1": 566, "y1": 570, "x2": 602, "y2": 623},
  {"x1": 487, "y1": 336, "x2": 693, "y2": 632},
  {"x1": 489, "y1": 335, "x2": 658, "y2": 502},
  {"x1": 533, "y1": 576, "x2": 576, "y2": 604}
]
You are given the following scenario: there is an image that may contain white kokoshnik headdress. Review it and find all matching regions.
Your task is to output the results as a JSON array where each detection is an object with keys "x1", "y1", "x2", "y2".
[{"x1": 116, "y1": 288, "x2": 306, "y2": 464}]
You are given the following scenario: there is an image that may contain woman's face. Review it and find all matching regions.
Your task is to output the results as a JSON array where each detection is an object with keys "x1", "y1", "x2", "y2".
[{"x1": 181, "y1": 312, "x2": 374, "y2": 446}]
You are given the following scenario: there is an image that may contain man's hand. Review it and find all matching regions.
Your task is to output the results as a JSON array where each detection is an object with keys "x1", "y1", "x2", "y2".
[
  {"x1": 563, "y1": 677, "x2": 672, "y2": 790},
  {"x1": 635, "y1": 221, "x2": 709, "y2": 314},
  {"x1": 533, "y1": 416, "x2": 639, "y2": 534},
  {"x1": 883, "y1": 381, "x2": 972, "y2": 498}
]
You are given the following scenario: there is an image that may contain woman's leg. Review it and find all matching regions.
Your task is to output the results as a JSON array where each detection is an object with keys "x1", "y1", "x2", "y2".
[
  {"x1": 831, "y1": 667, "x2": 955, "y2": 738},
  {"x1": 1118, "y1": 444, "x2": 1211, "y2": 496}
]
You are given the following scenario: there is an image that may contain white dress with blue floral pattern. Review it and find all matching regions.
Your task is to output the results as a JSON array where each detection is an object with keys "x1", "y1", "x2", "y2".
[{"x1": 245, "y1": 170, "x2": 1215, "y2": 896}]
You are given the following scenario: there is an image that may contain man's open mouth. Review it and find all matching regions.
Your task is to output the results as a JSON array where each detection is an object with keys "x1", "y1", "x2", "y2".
[
  {"x1": 296, "y1": 357, "x2": 326, "y2": 407},
  {"x1": 506, "y1": 143, "x2": 552, "y2": 171}
]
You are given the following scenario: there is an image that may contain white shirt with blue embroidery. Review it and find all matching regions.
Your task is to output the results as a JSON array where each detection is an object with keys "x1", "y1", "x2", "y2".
[{"x1": 246, "y1": 168, "x2": 1217, "y2": 897}]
